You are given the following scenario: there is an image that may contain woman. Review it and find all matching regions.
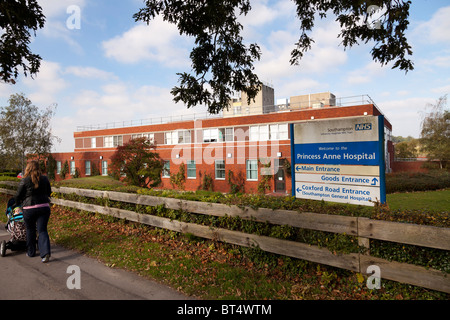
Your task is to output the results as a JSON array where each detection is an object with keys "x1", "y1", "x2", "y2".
[{"x1": 14, "y1": 160, "x2": 52, "y2": 262}]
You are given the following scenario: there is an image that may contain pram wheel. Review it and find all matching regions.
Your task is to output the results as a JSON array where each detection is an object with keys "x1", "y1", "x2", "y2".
[{"x1": 0, "y1": 240, "x2": 6, "y2": 257}]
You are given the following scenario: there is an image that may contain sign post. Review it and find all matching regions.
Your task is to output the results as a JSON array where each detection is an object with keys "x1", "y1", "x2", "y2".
[{"x1": 290, "y1": 116, "x2": 386, "y2": 206}]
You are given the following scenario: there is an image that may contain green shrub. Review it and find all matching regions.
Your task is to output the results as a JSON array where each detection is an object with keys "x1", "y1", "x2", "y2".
[{"x1": 386, "y1": 171, "x2": 450, "y2": 193}]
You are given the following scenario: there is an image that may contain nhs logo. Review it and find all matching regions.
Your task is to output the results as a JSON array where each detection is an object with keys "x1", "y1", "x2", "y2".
[{"x1": 355, "y1": 123, "x2": 372, "y2": 131}]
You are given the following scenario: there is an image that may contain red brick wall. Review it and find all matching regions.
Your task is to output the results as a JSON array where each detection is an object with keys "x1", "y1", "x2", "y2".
[
  {"x1": 155, "y1": 140, "x2": 292, "y2": 194},
  {"x1": 392, "y1": 161, "x2": 429, "y2": 173},
  {"x1": 51, "y1": 151, "x2": 116, "y2": 181}
]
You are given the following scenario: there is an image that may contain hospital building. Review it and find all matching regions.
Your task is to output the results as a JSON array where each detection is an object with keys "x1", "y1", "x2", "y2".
[{"x1": 50, "y1": 84, "x2": 394, "y2": 195}]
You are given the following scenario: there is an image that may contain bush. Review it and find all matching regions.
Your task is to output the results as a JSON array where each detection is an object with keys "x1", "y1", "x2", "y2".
[
  {"x1": 0, "y1": 171, "x2": 19, "y2": 177},
  {"x1": 386, "y1": 171, "x2": 450, "y2": 193}
]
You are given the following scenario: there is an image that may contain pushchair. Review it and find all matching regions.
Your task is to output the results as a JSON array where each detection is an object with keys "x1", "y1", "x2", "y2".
[{"x1": 0, "y1": 198, "x2": 27, "y2": 257}]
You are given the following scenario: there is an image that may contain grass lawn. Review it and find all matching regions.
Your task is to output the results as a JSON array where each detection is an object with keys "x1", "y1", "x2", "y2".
[
  {"x1": 387, "y1": 188, "x2": 450, "y2": 212},
  {"x1": 52, "y1": 175, "x2": 126, "y2": 188}
]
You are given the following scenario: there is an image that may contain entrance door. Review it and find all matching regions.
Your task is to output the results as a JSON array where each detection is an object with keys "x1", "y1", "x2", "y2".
[{"x1": 274, "y1": 159, "x2": 285, "y2": 192}]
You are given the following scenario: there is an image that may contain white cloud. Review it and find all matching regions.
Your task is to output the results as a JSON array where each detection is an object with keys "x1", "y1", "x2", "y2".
[
  {"x1": 346, "y1": 61, "x2": 387, "y2": 85},
  {"x1": 22, "y1": 61, "x2": 68, "y2": 106},
  {"x1": 102, "y1": 18, "x2": 191, "y2": 67},
  {"x1": 65, "y1": 66, "x2": 118, "y2": 80},
  {"x1": 69, "y1": 82, "x2": 206, "y2": 132},
  {"x1": 0, "y1": 82, "x2": 15, "y2": 100},
  {"x1": 255, "y1": 19, "x2": 347, "y2": 83},
  {"x1": 431, "y1": 85, "x2": 450, "y2": 95},
  {"x1": 50, "y1": 116, "x2": 76, "y2": 152},
  {"x1": 239, "y1": 0, "x2": 294, "y2": 29},
  {"x1": 38, "y1": 0, "x2": 86, "y2": 19},
  {"x1": 421, "y1": 54, "x2": 450, "y2": 68},
  {"x1": 412, "y1": 6, "x2": 450, "y2": 44},
  {"x1": 275, "y1": 78, "x2": 322, "y2": 100},
  {"x1": 38, "y1": 0, "x2": 86, "y2": 53},
  {"x1": 378, "y1": 97, "x2": 436, "y2": 138}
]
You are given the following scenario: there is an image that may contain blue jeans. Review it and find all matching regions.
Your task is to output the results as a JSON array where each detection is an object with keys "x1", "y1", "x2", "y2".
[{"x1": 23, "y1": 206, "x2": 51, "y2": 258}]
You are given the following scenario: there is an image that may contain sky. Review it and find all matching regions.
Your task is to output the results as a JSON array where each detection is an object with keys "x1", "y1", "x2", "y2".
[{"x1": 0, "y1": 0, "x2": 449, "y2": 153}]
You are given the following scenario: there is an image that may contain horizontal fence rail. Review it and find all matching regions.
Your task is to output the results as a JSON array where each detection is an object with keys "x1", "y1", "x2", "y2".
[{"x1": 1, "y1": 182, "x2": 449, "y2": 294}]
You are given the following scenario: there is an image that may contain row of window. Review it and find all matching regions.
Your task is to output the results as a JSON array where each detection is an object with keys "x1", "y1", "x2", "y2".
[
  {"x1": 56, "y1": 160, "x2": 108, "y2": 176},
  {"x1": 56, "y1": 159, "x2": 260, "y2": 181},
  {"x1": 90, "y1": 136, "x2": 123, "y2": 148},
  {"x1": 162, "y1": 159, "x2": 259, "y2": 181},
  {"x1": 84, "y1": 124, "x2": 289, "y2": 148},
  {"x1": 249, "y1": 124, "x2": 288, "y2": 141}
]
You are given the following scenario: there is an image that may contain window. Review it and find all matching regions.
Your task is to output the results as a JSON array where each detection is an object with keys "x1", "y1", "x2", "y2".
[
  {"x1": 187, "y1": 160, "x2": 196, "y2": 178},
  {"x1": 85, "y1": 161, "x2": 91, "y2": 176},
  {"x1": 104, "y1": 136, "x2": 113, "y2": 148},
  {"x1": 162, "y1": 161, "x2": 170, "y2": 177},
  {"x1": 204, "y1": 128, "x2": 234, "y2": 142},
  {"x1": 246, "y1": 160, "x2": 258, "y2": 180},
  {"x1": 165, "y1": 131, "x2": 190, "y2": 144},
  {"x1": 113, "y1": 135, "x2": 123, "y2": 147},
  {"x1": 259, "y1": 125, "x2": 269, "y2": 141},
  {"x1": 215, "y1": 160, "x2": 225, "y2": 179},
  {"x1": 278, "y1": 124, "x2": 288, "y2": 140},
  {"x1": 249, "y1": 126, "x2": 259, "y2": 141},
  {"x1": 164, "y1": 132, "x2": 177, "y2": 145},
  {"x1": 203, "y1": 129, "x2": 218, "y2": 142},
  {"x1": 70, "y1": 161, "x2": 76, "y2": 175},
  {"x1": 104, "y1": 136, "x2": 122, "y2": 148},
  {"x1": 224, "y1": 128, "x2": 234, "y2": 142},
  {"x1": 269, "y1": 124, "x2": 278, "y2": 140},
  {"x1": 91, "y1": 137, "x2": 96, "y2": 148},
  {"x1": 102, "y1": 161, "x2": 108, "y2": 176},
  {"x1": 250, "y1": 124, "x2": 287, "y2": 141},
  {"x1": 178, "y1": 130, "x2": 191, "y2": 144},
  {"x1": 269, "y1": 124, "x2": 288, "y2": 140},
  {"x1": 132, "y1": 133, "x2": 154, "y2": 143},
  {"x1": 56, "y1": 161, "x2": 61, "y2": 174}
]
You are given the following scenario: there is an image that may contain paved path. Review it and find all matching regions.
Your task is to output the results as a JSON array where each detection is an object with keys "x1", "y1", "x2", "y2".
[{"x1": 0, "y1": 224, "x2": 191, "y2": 300}]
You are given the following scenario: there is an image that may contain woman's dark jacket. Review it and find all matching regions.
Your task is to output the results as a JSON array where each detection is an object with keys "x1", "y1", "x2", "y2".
[{"x1": 14, "y1": 175, "x2": 52, "y2": 208}]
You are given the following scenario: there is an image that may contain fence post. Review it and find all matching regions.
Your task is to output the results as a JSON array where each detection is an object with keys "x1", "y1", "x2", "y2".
[{"x1": 357, "y1": 217, "x2": 370, "y2": 257}]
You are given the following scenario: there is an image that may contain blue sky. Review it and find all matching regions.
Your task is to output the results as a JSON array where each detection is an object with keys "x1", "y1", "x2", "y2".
[{"x1": 0, "y1": 0, "x2": 449, "y2": 152}]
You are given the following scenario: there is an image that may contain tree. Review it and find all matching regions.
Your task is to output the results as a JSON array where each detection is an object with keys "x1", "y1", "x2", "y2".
[
  {"x1": 110, "y1": 137, "x2": 163, "y2": 188},
  {"x1": 394, "y1": 139, "x2": 418, "y2": 159},
  {"x1": 420, "y1": 95, "x2": 449, "y2": 169},
  {"x1": 134, "y1": 0, "x2": 413, "y2": 114},
  {"x1": 392, "y1": 135, "x2": 415, "y2": 143},
  {"x1": 0, "y1": 0, "x2": 45, "y2": 83},
  {"x1": 0, "y1": 93, "x2": 59, "y2": 172},
  {"x1": 60, "y1": 160, "x2": 69, "y2": 180},
  {"x1": 46, "y1": 153, "x2": 56, "y2": 181}
]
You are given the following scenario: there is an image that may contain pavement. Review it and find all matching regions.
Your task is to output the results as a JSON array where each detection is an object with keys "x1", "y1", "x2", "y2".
[{"x1": 0, "y1": 223, "x2": 192, "y2": 300}]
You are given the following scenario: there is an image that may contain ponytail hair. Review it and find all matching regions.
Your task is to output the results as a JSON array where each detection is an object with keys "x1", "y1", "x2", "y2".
[{"x1": 24, "y1": 160, "x2": 41, "y2": 189}]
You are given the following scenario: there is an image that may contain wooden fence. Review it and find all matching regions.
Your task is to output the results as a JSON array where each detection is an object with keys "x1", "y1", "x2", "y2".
[{"x1": 1, "y1": 181, "x2": 449, "y2": 294}]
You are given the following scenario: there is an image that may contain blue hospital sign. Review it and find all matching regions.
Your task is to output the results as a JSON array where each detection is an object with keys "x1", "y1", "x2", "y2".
[
  {"x1": 290, "y1": 116, "x2": 386, "y2": 206},
  {"x1": 294, "y1": 141, "x2": 380, "y2": 165}
]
